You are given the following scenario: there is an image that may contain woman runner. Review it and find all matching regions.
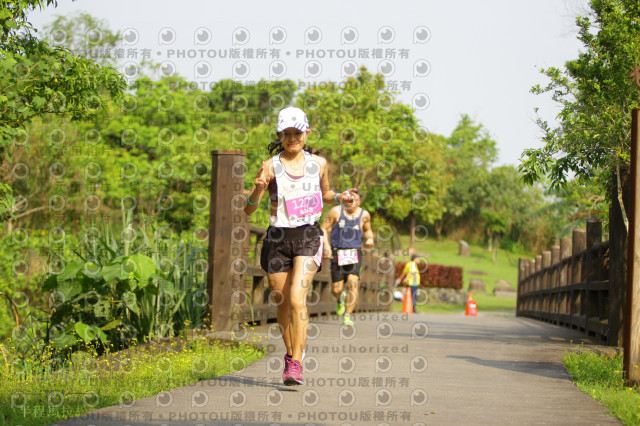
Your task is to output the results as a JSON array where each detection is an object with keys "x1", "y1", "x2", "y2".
[{"x1": 244, "y1": 106, "x2": 356, "y2": 385}]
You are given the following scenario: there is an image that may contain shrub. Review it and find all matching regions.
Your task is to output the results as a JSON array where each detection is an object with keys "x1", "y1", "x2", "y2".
[
  {"x1": 3, "y1": 208, "x2": 209, "y2": 364},
  {"x1": 394, "y1": 261, "x2": 463, "y2": 289}
]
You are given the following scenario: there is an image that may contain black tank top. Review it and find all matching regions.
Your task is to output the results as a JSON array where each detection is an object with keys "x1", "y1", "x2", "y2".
[{"x1": 330, "y1": 206, "x2": 364, "y2": 249}]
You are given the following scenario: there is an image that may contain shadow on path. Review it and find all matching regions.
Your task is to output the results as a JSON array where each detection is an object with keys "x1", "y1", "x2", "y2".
[
  {"x1": 208, "y1": 373, "x2": 299, "y2": 392},
  {"x1": 447, "y1": 354, "x2": 571, "y2": 380}
]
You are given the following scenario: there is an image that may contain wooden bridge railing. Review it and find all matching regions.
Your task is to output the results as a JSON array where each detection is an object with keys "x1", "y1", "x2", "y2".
[
  {"x1": 207, "y1": 150, "x2": 395, "y2": 331},
  {"x1": 517, "y1": 168, "x2": 630, "y2": 345},
  {"x1": 517, "y1": 221, "x2": 611, "y2": 342}
]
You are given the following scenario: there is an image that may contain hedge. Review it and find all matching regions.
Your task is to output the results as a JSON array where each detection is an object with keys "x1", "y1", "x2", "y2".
[{"x1": 394, "y1": 261, "x2": 463, "y2": 290}]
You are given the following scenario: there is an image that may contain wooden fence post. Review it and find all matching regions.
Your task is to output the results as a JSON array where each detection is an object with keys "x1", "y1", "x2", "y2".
[
  {"x1": 571, "y1": 229, "x2": 586, "y2": 330},
  {"x1": 535, "y1": 255, "x2": 542, "y2": 317},
  {"x1": 517, "y1": 258, "x2": 525, "y2": 316},
  {"x1": 525, "y1": 259, "x2": 533, "y2": 314},
  {"x1": 542, "y1": 251, "x2": 551, "y2": 320},
  {"x1": 585, "y1": 220, "x2": 602, "y2": 336},
  {"x1": 551, "y1": 245, "x2": 560, "y2": 324},
  {"x1": 559, "y1": 238, "x2": 572, "y2": 326},
  {"x1": 624, "y1": 108, "x2": 640, "y2": 385},
  {"x1": 610, "y1": 166, "x2": 630, "y2": 346},
  {"x1": 207, "y1": 150, "x2": 247, "y2": 332}
]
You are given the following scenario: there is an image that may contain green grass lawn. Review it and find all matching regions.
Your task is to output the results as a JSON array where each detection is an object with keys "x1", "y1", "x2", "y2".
[
  {"x1": 391, "y1": 293, "x2": 516, "y2": 315},
  {"x1": 397, "y1": 235, "x2": 526, "y2": 294},
  {"x1": 389, "y1": 235, "x2": 522, "y2": 312}
]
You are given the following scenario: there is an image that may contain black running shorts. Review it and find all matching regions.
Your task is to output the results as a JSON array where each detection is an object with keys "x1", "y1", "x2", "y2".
[
  {"x1": 330, "y1": 248, "x2": 363, "y2": 283},
  {"x1": 260, "y1": 224, "x2": 323, "y2": 274}
]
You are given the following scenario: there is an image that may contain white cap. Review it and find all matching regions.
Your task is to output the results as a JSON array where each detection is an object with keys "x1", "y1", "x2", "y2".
[{"x1": 277, "y1": 107, "x2": 309, "y2": 132}]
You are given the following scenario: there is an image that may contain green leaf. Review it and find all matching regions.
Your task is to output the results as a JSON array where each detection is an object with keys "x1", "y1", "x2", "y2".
[
  {"x1": 100, "y1": 263, "x2": 122, "y2": 282},
  {"x1": 32, "y1": 95, "x2": 46, "y2": 108},
  {"x1": 74, "y1": 321, "x2": 97, "y2": 342},
  {"x1": 50, "y1": 302, "x2": 73, "y2": 324},
  {"x1": 100, "y1": 319, "x2": 120, "y2": 331},
  {"x1": 96, "y1": 328, "x2": 108, "y2": 345},
  {"x1": 122, "y1": 291, "x2": 140, "y2": 315},
  {"x1": 151, "y1": 273, "x2": 175, "y2": 295},
  {"x1": 57, "y1": 280, "x2": 82, "y2": 300},
  {"x1": 43, "y1": 274, "x2": 58, "y2": 292},
  {"x1": 57, "y1": 261, "x2": 84, "y2": 281},
  {"x1": 129, "y1": 253, "x2": 156, "y2": 287},
  {"x1": 52, "y1": 333, "x2": 76, "y2": 349},
  {"x1": 93, "y1": 300, "x2": 111, "y2": 318}
]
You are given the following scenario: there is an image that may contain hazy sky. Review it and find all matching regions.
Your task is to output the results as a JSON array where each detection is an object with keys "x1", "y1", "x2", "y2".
[{"x1": 28, "y1": 0, "x2": 590, "y2": 166}]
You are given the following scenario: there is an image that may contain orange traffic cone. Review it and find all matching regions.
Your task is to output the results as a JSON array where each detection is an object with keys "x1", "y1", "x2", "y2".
[
  {"x1": 402, "y1": 286, "x2": 414, "y2": 314},
  {"x1": 465, "y1": 293, "x2": 477, "y2": 316}
]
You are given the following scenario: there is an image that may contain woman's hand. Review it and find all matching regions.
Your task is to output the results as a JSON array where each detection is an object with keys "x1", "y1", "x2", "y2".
[
  {"x1": 245, "y1": 161, "x2": 269, "y2": 214},
  {"x1": 364, "y1": 238, "x2": 374, "y2": 248},
  {"x1": 337, "y1": 188, "x2": 358, "y2": 203},
  {"x1": 254, "y1": 161, "x2": 269, "y2": 192}
]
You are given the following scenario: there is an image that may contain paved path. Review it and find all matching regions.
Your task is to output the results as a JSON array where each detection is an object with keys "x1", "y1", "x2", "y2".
[{"x1": 57, "y1": 312, "x2": 621, "y2": 426}]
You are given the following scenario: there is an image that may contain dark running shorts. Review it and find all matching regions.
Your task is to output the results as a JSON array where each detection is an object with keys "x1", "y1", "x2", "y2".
[
  {"x1": 330, "y1": 248, "x2": 363, "y2": 283},
  {"x1": 260, "y1": 224, "x2": 323, "y2": 274}
]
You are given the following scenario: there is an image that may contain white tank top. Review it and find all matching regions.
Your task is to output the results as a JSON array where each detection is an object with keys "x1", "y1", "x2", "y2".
[{"x1": 270, "y1": 151, "x2": 323, "y2": 228}]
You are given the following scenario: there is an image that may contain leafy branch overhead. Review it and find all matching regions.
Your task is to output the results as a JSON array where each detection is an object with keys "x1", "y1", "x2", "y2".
[
  {"x1": 0, "y1": 0, "x2": 127, "y2": 219},
  {"x1": 520, "y1": 0, "x2": 640, "y2": 194}
]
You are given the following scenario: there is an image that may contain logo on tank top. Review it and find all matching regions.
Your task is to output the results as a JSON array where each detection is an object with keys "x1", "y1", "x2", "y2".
[{"x1": 338, "y1": 220, "x2": 360, "y2": 230}]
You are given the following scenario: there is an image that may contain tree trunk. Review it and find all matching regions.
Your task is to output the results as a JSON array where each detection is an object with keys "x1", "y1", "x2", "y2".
[
  {"x1": 409, "y1": 212, "x2": 416, "y2": 253},
  {"x1": 487, "y1": 229, "x2": 493, "y2": 252},
  {"x1": 492, "y1": 234, "x2": 501, "y2": 263},
  {"x1": 434, "y1": 219, "x2": 443, "y2": 241},
  {"x1": 616, "y1": 162, "x2": 629, "y2": 233}
]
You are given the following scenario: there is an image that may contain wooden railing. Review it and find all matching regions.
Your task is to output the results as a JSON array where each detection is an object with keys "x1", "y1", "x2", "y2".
[
  {"x1": 517, "y1": 221, "x2": 611, "y2": 341},
  {"x1": 206, "y1": 150, "x2": 395, "y2": 331},
  {"x1": 238, "y1": 225, "x2": 394, "y2": 326},
  {"x1": 517, "y1": 169, "x2": 629, "y2": 345}
]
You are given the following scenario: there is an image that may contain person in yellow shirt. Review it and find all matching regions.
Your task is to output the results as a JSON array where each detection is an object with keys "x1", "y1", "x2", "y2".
[{"x1": 395, "y1": 254, "x2": 420, "y2": 313}]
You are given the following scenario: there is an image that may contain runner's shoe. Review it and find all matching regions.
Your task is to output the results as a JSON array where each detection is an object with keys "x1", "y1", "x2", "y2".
[
  {"x1": 335, "y1": 291, "x2": 346, "y2": 316},
  {"x1": 343, "y1": 314, "x2": 354, "y2": 326},
  {"x1": 283, "y1": 359, "x2": 304, "y2": 385},
  {"x1": 282, "y1": 354, "x2": 293, "y2": 383},
  {"x1": 285, "y1": 350, "x2": 305, "y2": 363}
]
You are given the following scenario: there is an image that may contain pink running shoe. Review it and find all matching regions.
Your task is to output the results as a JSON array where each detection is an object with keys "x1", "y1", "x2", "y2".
[
  {"x1": 283, "y1": 359, "x2": 304, "y2": 385},
  {"x1": 282, "y1": 354, "x2": 293, "y2": 383}
]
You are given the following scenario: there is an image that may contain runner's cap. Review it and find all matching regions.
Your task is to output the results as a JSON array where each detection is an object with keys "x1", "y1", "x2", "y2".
[{"x1": 277, "y1": 107, "x2": 309, "y2": 132}]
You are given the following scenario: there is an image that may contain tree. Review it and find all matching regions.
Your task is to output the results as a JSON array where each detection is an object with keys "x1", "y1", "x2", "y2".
[
  {"x1": 512, "y1": 178, "x2": 607, "y2": 254},
  {"x1": 297, "y1": 67, "x2": 448, "y2": 245},
  {"x1": 0, "y1": 1, "x2": 126, "y2": 221},
  {"x1": 43, "y1": 11, "x2": 121, "y2": 65},
  {"x1": 480, "y1": 166, "x2": 532, "y2": 262},
  {"x1": 434, "y1": 114, "x2": 498, "y2": 240},
  {"x1": 520, "y1": 0, "x2": 640, "y2": 225}
]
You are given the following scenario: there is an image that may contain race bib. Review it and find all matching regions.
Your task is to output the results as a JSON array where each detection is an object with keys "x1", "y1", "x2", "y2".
[
  {"x1": 337, "y1": 248, "x2": 358, "y2": 265},
  {"x1": 284, "y1": 190, "x2": 322, "y2": 224}
]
